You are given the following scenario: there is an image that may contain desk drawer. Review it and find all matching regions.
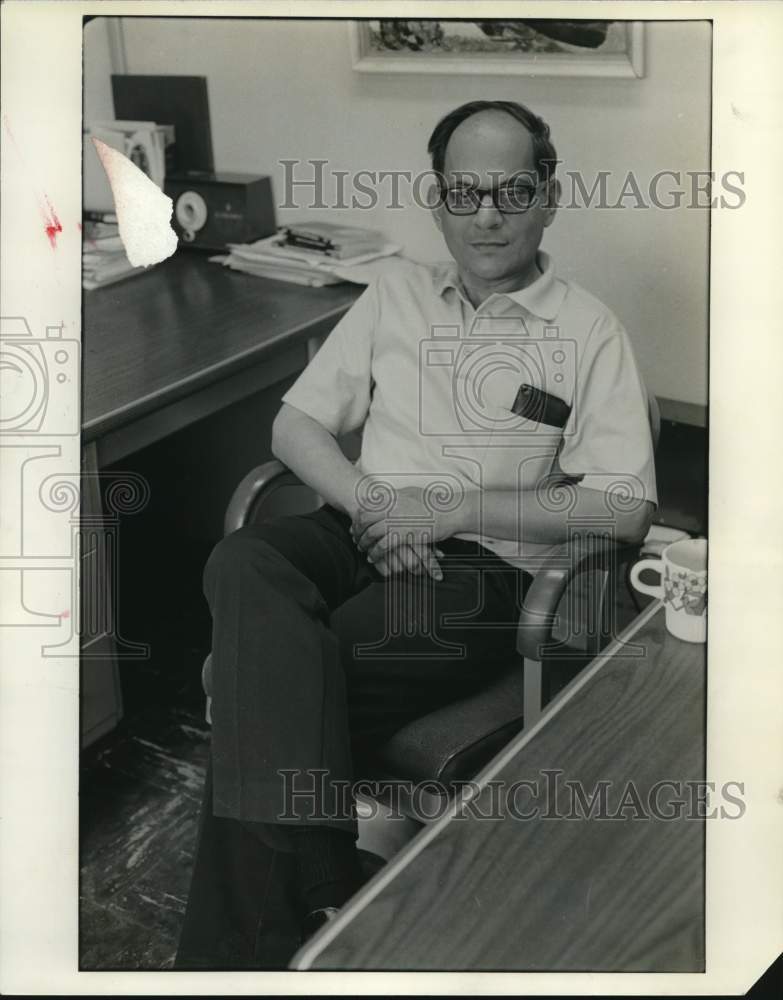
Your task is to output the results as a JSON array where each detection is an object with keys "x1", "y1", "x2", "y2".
[{"x1": 80, "y1": 443, "x2": 123, "y2": 748}]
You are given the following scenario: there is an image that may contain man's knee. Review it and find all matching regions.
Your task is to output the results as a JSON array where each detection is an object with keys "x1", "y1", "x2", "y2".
[
  {"x1": 203, "y1": 527, "x2": 282, "y2": 598},
  {"x1": 203, "y1": 525, "x2": 329, "y2": 623}
]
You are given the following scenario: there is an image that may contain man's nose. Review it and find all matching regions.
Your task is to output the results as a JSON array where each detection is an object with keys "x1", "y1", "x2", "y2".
[{"x1": 473, "y1": 193, "x2": 503, "y2": 228}]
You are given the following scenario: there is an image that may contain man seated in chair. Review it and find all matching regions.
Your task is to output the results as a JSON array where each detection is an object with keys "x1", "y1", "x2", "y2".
[{"x1": 176, "y1": 99, "x2": 657, "y2": 969}]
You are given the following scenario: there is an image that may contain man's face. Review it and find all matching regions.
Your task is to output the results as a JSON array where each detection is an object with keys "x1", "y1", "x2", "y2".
[{"x1": 433, "y1": 110, "x2": 557, "y2": 295}]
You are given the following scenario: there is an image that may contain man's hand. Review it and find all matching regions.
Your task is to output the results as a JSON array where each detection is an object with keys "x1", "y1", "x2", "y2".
[
  {"x1": 373, "y1": 542, "x2": 445, "y2": 581},
  {"x1": 351, "y1": 486, "x2": 459, "y2": 569},
  {"x1": 350, "y1": 518, "x2": 445, "y2": 581}
]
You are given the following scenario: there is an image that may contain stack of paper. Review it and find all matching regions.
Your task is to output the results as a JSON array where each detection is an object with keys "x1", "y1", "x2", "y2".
[
  {"x1": 82, "y1": 218, "x2": 142, "y2": 291},
  {"x1": 212, "y1": 225, "x2": 402, "y2": 287}
]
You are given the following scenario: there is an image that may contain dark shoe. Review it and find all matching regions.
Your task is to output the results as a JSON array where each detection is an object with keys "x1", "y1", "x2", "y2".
[{"x1": 300, "y1": 905, "x2": 340, "y2": 944}]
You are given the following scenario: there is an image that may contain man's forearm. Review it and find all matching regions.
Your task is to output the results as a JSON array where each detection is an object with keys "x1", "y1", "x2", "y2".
[
  {"x1": 455, "y1": 486, "x2": 653, "y2": 546},
  {"x1": 271, "y1": 403, "x2": 362, "y2": 517}
]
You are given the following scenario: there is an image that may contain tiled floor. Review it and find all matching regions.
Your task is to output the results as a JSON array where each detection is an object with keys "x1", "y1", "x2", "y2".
[{"x1": 80, "y1": 701, "x2": 210, "y2": 969}]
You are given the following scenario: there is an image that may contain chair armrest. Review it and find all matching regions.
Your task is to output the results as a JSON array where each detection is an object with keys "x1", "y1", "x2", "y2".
[
  {"x1": 516, "y1": 535, "x2": 638, "y2": 660},
  {"x1": 223, "y1": 459, "x2": 293, "y2": 536}
]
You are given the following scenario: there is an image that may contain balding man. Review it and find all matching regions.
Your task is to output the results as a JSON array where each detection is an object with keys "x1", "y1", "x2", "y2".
[{"x1": 177, "y1": 99, "x2": 657, "y2": 969}]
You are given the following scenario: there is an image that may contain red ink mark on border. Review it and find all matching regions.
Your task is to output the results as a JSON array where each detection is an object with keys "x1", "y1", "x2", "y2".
[
  {"x1": 3, "y1": 116, "x2": 65, "y2": 250},
  {"x1": 44, "y1": 196, "x2": 62, "y2": 248},
  {"x1": 60, "y1": 610, "x2": 71, "y2": 620}
]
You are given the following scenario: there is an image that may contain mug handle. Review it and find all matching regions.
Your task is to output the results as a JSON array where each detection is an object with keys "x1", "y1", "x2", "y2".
[{"x1": 629, "y1": 558, "x2": 664, "y2": 598}]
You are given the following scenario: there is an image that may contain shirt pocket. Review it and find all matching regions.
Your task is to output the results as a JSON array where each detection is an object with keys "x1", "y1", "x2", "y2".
[
  {"x1": 480, "y1": 403, "x2": 562, "y2": 492},
  {"x1": 450, "y1": 364, "x2": 520, "y2": 433}
]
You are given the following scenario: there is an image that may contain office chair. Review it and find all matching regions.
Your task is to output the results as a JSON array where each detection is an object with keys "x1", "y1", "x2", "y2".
[{"x1": 202, "y1": 395, "x2": 661, "y2": 859}]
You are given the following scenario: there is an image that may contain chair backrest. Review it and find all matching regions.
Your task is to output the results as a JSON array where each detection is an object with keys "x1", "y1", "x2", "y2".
[
  {"x1": 244, "y1": 469, "x2": 318, "y2": 527},
  {"x1": 240, "y1": 430, "x2": 362, "y2": 528}
]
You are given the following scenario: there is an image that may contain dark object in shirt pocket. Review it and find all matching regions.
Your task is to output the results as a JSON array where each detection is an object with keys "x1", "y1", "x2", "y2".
[{"x1": 511, "y1": 384, "x2": 572, "y2": 428}]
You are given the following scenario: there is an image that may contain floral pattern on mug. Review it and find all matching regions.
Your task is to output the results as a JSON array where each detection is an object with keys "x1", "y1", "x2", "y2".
[{"x1": 664, "y1": 566, "x2": 707, "y2": 616}]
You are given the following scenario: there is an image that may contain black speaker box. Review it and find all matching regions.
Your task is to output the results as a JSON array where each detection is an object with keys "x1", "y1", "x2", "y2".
[{"x1": 165, "y1": 172, "x2": 277, "y2": 250}]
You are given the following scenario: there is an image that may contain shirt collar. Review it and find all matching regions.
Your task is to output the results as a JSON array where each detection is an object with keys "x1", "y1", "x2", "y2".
[{"x1": 433, "y1": 251, "x2": 567, "y2": 321}]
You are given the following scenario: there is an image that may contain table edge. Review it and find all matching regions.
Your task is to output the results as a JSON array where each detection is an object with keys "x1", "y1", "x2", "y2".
[{"x1": 292, "y1": 599, "x2": 665, "y2": 970}]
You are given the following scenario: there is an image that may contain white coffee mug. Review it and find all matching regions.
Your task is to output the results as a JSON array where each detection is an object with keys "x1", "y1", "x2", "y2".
[{"x1": 630, "y1": 538, "x2": 707, "y2": 643}]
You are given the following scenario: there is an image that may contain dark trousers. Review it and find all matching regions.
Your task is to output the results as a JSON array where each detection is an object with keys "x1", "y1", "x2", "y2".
[{"x1": 176, "y1": 504, "x2": 527, "y2": 968}]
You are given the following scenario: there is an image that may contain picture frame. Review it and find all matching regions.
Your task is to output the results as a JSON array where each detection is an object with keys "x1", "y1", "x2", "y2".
[{"x1": 349, "y1": 19, "x2": 645, "y2": 79}]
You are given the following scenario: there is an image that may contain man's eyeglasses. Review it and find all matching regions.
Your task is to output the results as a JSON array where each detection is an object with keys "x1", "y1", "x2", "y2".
[{"x1": 439, "y1": 179, "x2": 548, "y2": 216}]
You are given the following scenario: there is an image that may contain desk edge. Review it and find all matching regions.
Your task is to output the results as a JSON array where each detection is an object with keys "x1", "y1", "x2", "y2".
[
  {"x1": 81, "y1": 299, "x2": 355, "y2": 442},
  {"x1": 292, "y1": 599, "x2": 664, "y2": 970}
]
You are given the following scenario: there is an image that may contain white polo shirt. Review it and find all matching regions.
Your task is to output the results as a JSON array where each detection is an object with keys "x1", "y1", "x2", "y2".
[{"x1": 281, "y1": 252, "x2": 657, "y2": 570}]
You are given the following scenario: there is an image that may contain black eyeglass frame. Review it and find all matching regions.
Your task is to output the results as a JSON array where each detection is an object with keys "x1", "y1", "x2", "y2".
[{"x1": 437, "y1": 177, "x2": 552, "y2": 215}]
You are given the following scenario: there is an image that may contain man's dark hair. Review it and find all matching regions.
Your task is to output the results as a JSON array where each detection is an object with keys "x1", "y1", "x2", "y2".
[{"x1": 427, "y1": 100, "x2": 558, "y2": 181}]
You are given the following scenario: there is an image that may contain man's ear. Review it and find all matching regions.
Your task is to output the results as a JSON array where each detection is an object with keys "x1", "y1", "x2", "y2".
[
  {"x1": 428, "y1": 183, "x2": 444, "y2": 233},
  {"x1": 542, "y1": 177, "x2": 561, "y2": 229}
]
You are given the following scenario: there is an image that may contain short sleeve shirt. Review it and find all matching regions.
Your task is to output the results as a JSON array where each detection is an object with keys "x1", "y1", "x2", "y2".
[{"x1": 282, "y1": 252, "x2": 657, "y2": 570}]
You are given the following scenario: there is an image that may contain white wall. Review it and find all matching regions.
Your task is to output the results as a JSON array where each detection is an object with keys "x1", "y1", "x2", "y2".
[
  {"x1": 89, "y1": 17, "x2": 711, "y2": 406},
  {"x1": 84, "y1": 18, "x2": 115, "y2": 123}
]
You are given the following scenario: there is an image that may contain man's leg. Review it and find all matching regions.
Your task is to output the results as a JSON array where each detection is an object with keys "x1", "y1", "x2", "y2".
[
  {"x1": 177, "y1": 506, "x2": 372, "y2": 969},
  {"x1": 204, "y1": 507, "x2": 368, "y2": 832},
  {"x1": 178, "y1": 517, "x2": 525, "y2": 967},
  {"x1": 175, "y1": 757, "x2": 301, "y2": 970},
  {"x1": 332, "y1": 538, "x2": 527, "y2": 775}
]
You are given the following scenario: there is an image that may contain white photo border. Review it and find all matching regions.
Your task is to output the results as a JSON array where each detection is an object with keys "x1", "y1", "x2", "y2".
[{"x1": 1, "y1": 0, "x2": 782, "y2": 995}]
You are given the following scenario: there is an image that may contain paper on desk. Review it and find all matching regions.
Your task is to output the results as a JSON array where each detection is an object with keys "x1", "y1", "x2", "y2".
[
  {"x1": 216, "y1": 238, "x2": 406, "y2": 286},
  {"x1": 226, "y1": 236, "x2": 402, "y2": 269},
  {"x1": 208, "y1": 254, "x2": 342, "y2": 286}
]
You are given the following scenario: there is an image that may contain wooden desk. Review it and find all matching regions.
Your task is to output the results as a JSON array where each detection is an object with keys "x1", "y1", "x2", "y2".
[
  {"x1": 293, "y1": 601, "x2": 706, "y2": 972},
  {"x1": 80, "y1": 252, "x2": 360, "y2": 745},
  {"x1": 83, "y1": 251, "x2": 360, "y2": 466}
]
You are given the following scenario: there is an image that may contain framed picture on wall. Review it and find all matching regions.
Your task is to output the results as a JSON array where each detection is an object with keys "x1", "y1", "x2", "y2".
[{"x1": 350, "y1": 19, "x2": 645, "y2": 78}]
